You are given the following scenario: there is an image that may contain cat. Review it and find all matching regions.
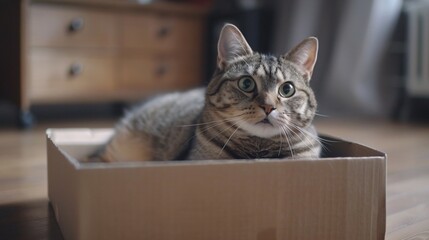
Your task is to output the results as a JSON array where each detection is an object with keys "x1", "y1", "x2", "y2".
[{"x1": 95, "y1": 23, "x2": 321, "y2": 162}]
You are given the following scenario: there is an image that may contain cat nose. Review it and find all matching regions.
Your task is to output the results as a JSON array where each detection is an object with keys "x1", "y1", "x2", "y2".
[{"x1": 259, "y1": 104, "x2": 276, "y2": 115}]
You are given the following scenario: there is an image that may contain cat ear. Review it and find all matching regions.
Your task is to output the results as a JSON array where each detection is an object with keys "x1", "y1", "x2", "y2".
[
  {"x1": 217, "y1": 24, "x2": 253, "y2": 70},
  {"x1": 283, "y1": 37, "x2": 318, "y2": 79}
]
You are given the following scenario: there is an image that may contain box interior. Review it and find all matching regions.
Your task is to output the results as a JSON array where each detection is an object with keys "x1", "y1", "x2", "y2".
[{"x1": 47, "y1": 128, "x2": 385, "y2": 166}]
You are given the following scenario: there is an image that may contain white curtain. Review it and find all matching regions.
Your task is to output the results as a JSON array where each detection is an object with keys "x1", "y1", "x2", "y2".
[{"x1": 272, "y1": 0, "x2": 402, "y2": 117}]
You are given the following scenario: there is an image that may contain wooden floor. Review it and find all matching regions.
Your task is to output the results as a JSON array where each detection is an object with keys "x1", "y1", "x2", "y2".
[{"x1": 0, "y1": 118, "x2": 429, "y2": 239}]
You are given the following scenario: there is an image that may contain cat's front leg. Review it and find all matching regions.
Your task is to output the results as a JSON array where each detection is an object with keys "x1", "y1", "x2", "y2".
[{"x1": 97, "y1": 130, "x2": 154, "y2": 162}]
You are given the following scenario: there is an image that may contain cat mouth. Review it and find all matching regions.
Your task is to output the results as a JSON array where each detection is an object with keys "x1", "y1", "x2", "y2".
[{"x1": 257, "y1": 118, "x2": 273, "y2": 126}]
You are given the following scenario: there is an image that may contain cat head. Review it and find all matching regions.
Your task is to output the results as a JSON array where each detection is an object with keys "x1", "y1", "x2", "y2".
[{"x1": 206, "y1": 24, "x2": 318, "y2": 138}]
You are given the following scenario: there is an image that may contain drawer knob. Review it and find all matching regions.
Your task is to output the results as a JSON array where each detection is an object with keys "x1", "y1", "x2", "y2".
[
  {"x1": 156, "y1": 64, "x2": 168, "y2": 77},
  {"x1": 69, "y1": 63, "x2": 84, "y2": 76},
  {"x1": 69, "y1": 18, "x2": 85, "y2": 32},
  {"x1": 157, "y1": 26, "x2": 170, "y2": 38}
]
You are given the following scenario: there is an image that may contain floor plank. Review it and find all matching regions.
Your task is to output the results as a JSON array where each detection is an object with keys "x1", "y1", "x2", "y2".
[{"x1": 0, "y1": 120, "x2": 115, "y2": 205}]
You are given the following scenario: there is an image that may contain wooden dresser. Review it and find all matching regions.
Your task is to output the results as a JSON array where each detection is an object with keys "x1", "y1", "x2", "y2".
[{"x1": 0, "y1": 0, "x2": 207, "y2": 127}]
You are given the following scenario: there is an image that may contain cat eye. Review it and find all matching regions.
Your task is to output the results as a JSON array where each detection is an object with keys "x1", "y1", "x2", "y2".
[
  {"x1": 238, "y1": 77, "x2": 256, "y2": 93},
  {"x1": 279, "y1": 82, "x2": 295, "y2": 98}
]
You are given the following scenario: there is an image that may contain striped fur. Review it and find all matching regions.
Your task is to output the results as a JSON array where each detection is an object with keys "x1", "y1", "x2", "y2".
[{"x1": 96, "y1": 24, "x2": 321, "y2": 162}]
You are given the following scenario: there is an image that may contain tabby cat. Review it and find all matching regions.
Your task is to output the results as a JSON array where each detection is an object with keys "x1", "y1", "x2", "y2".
[{"x1": 96, "y1": 24, "x2": 321, "y2": 162}]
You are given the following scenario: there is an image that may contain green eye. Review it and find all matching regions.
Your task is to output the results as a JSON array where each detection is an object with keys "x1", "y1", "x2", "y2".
[
  {"x1": 279, "y1": 82, "x2": 295, "y2": 98},
  {"x1": 238, "y1": 77, "x2": 256, "y2": 93}
]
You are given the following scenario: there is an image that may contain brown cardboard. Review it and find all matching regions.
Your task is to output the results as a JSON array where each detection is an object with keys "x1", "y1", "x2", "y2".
[{"x1": 47, "y1": 128, "x2": 386, "y2": 240}]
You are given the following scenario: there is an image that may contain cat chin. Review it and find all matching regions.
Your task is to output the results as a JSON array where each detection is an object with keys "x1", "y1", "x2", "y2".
[{"x1": 235, "y1": 119, "x2": 282, "y2": 138}]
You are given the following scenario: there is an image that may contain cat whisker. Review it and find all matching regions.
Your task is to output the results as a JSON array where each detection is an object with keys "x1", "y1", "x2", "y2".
[
  {"x1": 280, "y1": 125, "x2": 294, "y2": 159},
  {"x1": 183, "y1": 118, "x2": 237, "y2": 144},
  {"x1": 288, "y1": 122, "x2": 329, "y2": 153},
  {"x1": 278, "y1": 130, "x2": 283, "y2": 157},
  {"x1": 177, "y1": 112, "x2": 246, "y2": 127},
  {"x1": 197, "y1": 121, "x2": 233, "y2": 136},
  {"x1": 289, "y1": 123, "x2": 315, "y2": 143},
  {"x1": 291, "y1": 126, "x2": 318, "y2": 154},
  {"x1": 290, "y1": 122, "x2": 321, "y2": 158},
  {"x1": 285, "y1": 124, "x2": 321, "y2": 159},
  {"x1": 218, "y1": 125, "x2": 240, "y2": 157},
  {"x1": 203, "y1": 118, "x2": 240, "y2": 142},
  {"x1": 179, "y1": 119, "x2": 231, "y2": 127},
  {"x1": 281, "y1": 110, "x2": 329, "y2": 118},
  {"x1": 285, "y1": 125, "x2": 306, "y2": 145},
  {"x1": 193, "y1": 120, "x2": 241, "y2": 158},
  {"x1": 178, "y1": 116, "x2": 243, "y2": 158},
  {"x1": 315, "y1": 112, "x2": 329, "y2": 117}
]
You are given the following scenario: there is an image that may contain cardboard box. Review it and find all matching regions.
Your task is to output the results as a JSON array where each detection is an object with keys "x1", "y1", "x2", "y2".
[{"x1": 47, "y1": 128, "x2": 386, "y2": 240}]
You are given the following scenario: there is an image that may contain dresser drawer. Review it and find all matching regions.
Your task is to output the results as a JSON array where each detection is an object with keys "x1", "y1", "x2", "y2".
[
  {"x1": 120, "y1": 14, "x2": 201, "y2": 54},
  {"x1": 119, "y1": 56, "x2": 201, "y2": 93},
  {"x1": 29, "y1": 4, "x2": 118, "y2": 48},
  {"x1": 28, "y1": 50, "x2": 116, "y2": 101}
]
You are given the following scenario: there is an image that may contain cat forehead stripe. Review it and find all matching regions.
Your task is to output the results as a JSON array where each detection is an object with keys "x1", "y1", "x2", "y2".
[
  {"x1": 256, "y1": 65, "x2": 265, "y2": 76},
  {"x1": 276, "y1": 68, "x2": 285, "y2": 82}
]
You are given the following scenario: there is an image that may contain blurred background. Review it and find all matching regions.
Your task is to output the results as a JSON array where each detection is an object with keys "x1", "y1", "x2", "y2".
[{"x1": 0, "y1": 0, "x2": 428, "y2": 127}]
